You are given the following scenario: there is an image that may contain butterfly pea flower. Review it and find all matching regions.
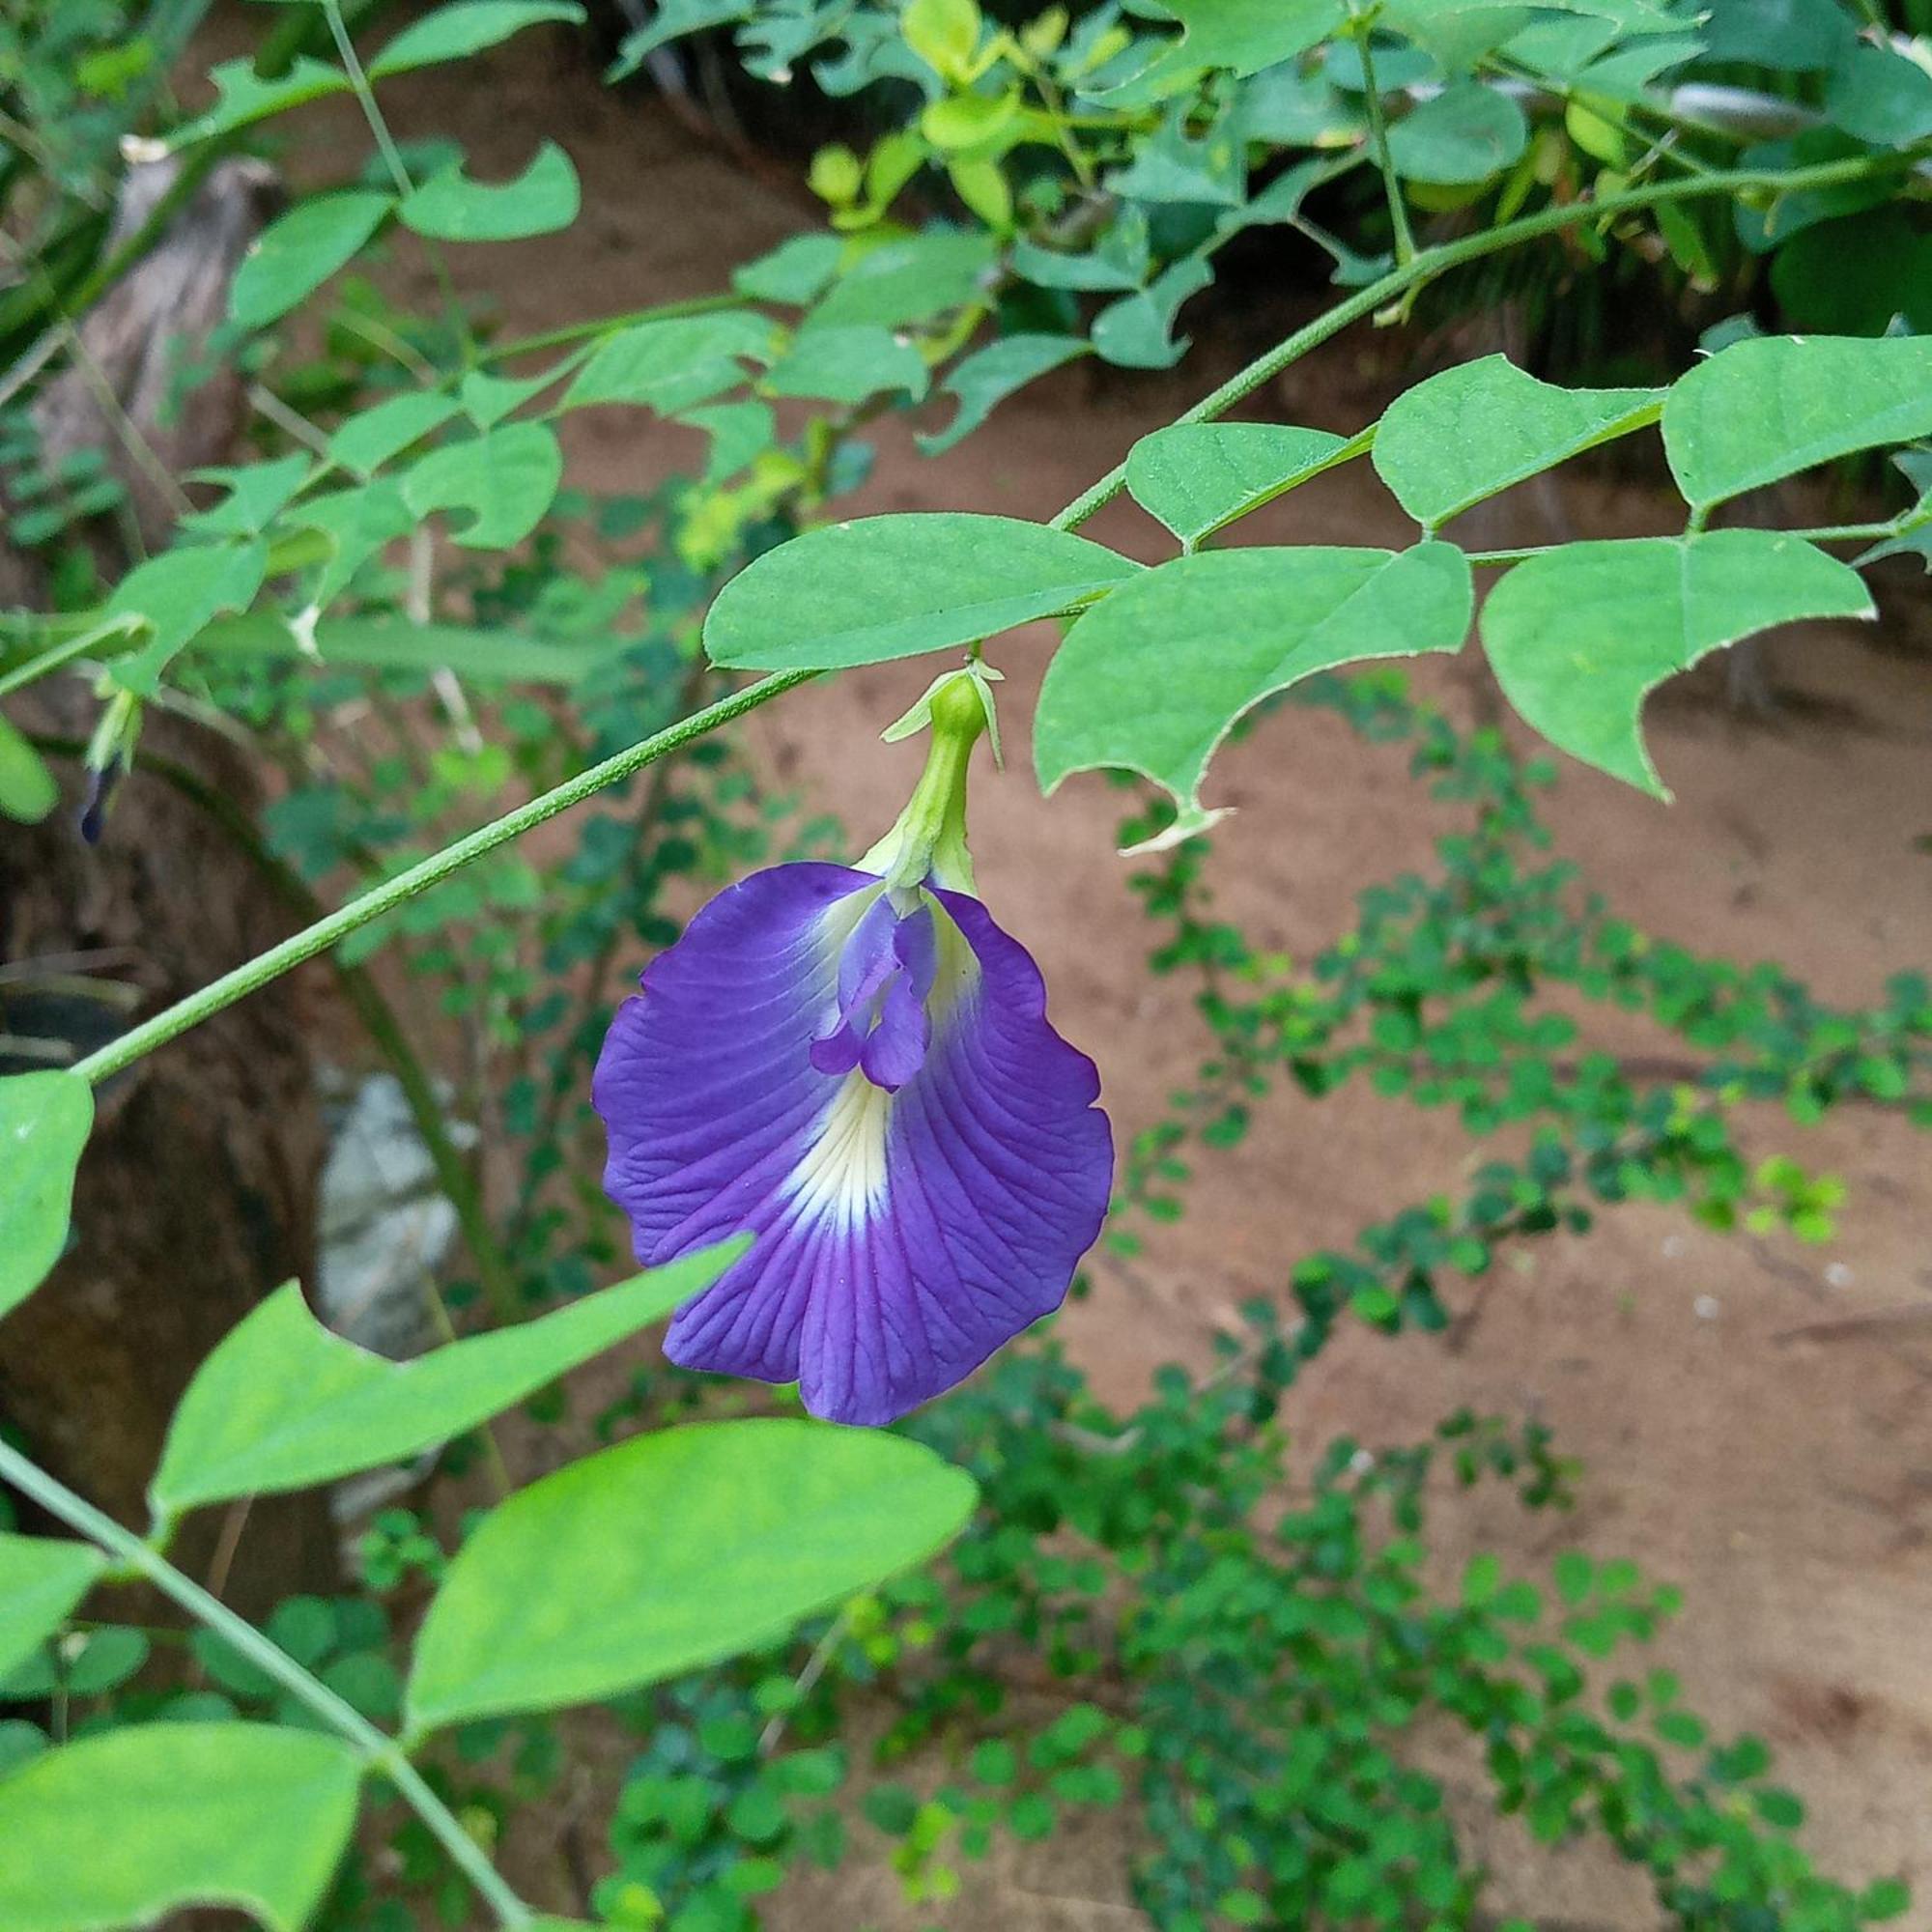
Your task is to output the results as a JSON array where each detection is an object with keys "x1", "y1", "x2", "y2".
[{"x1": 594, "y1": 668, "x2": 1113, "y2": 1426}]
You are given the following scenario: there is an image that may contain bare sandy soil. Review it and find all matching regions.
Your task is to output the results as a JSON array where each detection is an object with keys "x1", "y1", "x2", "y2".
[{"x1": 210, "y1": 19, "x2": 1932, "y2": 1923}]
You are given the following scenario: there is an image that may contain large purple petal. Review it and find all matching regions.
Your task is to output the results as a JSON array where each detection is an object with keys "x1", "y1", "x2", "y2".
[
  {"x1": 798, "y1": 883, "x2": 1112, "y2": 1424},
  {"x1": 595, "y1": 863, "x2": 869, "y2": 1384},
  {"x1": 592, "y1": 862, "x2": 1113, "y2": 1425}
]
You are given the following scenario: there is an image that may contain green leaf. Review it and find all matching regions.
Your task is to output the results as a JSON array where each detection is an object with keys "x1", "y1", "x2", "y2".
[
  {"x1": 1698, "y1": 0, "x2": 1854, "y2": 70},
  {"x1": 918, "y1": 335, "x2": 1088, "y2": 456},
  {"x1": 1769, "y1": 209, "x2": 1932, "y2": 337},
  {"x1": 402, "y1": 421, "x2": 562, "y2": 548},
  {"x1": 1035, "y1": 542, "x2": 1472, "y2": 840},
  {"x1": 327, "y1": 393, "x2": 463, "y2": 477},
  {"x1": 1662, "y1": 333, "x2": 1932, "y2": 513},
  {"x1": 704, "y1": 514, "x2": 1139, "y2": 671},
  {"x1": 289, "y1": 481, "x2": 418, "y2": 606},
  {"x1": 1861, "y1": 448, "x2": 1932, "y2": 573},
  {"x1": 398, "y1": 141, "x2": 581, "y2": 242},
  {"x1": 1553, "y1": 1548, "x2": 1594, "y2": 1604},
  {"x1": 763, "y1": 326, "x2": 928, "y2": 405},
  {"x1": 0, "y1": 713, "x2": 58, "y2": 825},
  {"x1": 1126, "y1": 0, "x2": 1344, "y2": 96},
  {"x1": 732, "y1": 233, "x2": 845, "y2": 306},
  {"x1": 1825, "y1": 43, "x2": 1932, "y2": 147},
  {"x1": 682, "y1": 400, "x2": 777, "y2": 484},
  {"x1": 151, "y1": 1243, "x2": 746, "y2": 1516},
  {"x1": 0, "y1": 1722, "x2": 361, "y2": 1932},
  {"x1": 1387, "y1": 82, "x2": 1528, "y2": 183},
  {"x1": 167, "y1": 56, "x2": 350, "y2": 150},
  {"x1": 558, "y1": 312, "x2": 775, "y2": 415},
  {"x1": 610, "y1": 0, "x2": 750, "y2": 76},
  {"x1": 109, "y1": 542, "x2": 269, "y2": 695},
  {"x1": 182, "y1": 455, "x2": 314, "y2": 538},
  {"x1": 1125, "y1": 421, "x2": 1359, "y2": 546},
  {"x1": 460, "y1": 364, "x2": 574, "y2": 428},
  {"x1": 1462, "y1": 1550, "x2": 1503, "y2": 1605},
  {"x1": 1389, "y1": 0, "x2": 1537, "y2": 67},
  {"x1": 1091, "y1": 255, "x2": 1214, "y2": 369},
  {"x1": 0, "y1": 1071, "x2": 94, "y2": 1321},
  {"x1": 1012, "y1": 212, "x2": 1151, "y2": 292},
  {"x1": 61, "y1": 1627, "x2": 147, "y2": 1696},
  {"x1": 805, "y1": 232, "x2": 997, "y2": 330},
  {"x1": 1374, "y1": 355, "x2": 1662, "y2": 528},
  {"x1": 1108, "y1": 111, "x2": 1247, "y2": 208},
  {"x1": 230, "y1": 192, "x2": 394, "y2": 330},
  {"x1": 406, "y1": 1418, "x2": 976, "y2": 1729},
  {"x1": 369, "y1": 1, "x2": 586, "y2": 77},
  {"x1": 903, "y1": 0, "x2": 981, "y2": 77},
  {"x1": 1860, "y1": 1878, "x2": 1912, "y2": 1921},
  {"x1": 0, "y1": 1536, "x2": 104, "y2": 1686},
  {"x1": 1482, "y1": 530, "x2": 1872, "y2": 794}
]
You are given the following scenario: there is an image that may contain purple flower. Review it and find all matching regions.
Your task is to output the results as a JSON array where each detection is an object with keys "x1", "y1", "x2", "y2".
[{"x1": 593, "y1": 672, "x2": 1112, "y2": 1425}]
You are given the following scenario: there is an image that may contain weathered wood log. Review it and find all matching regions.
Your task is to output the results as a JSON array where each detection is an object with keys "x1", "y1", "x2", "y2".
[
  {"x1": 31, "y1": 155, "x2": 281, "y2": 552},
  {"x1": 0, "y1": 156, "x2": 337, "y2": 1613}
]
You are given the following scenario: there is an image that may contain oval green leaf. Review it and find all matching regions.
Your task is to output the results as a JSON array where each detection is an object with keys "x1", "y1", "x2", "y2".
[
  {"x1": 406, "y1": 1418, "x2": 977, "y2": 1730},
  {"x1": 327, "y1": 393, "x2": 465, "y2": 478},
  {"x1": 0, "y1": 1536, "x2": 104, "y2": 1686},
  {"x1": 1481, "y1": 529, "x2": 1872, "y2": 795},
  {"x1": 1125, "y1": 421, "x2": 1360, "y2": 547},
  {"x1": 109, "y1": 541, "x2": 270, "y2": 696},
  {"x1": 1662, "y1": 333, "x2": 1932, "y2": 514},
  {"x1": 804, "y1": 231, "x2": 997, "y2": 331},
  {"x1": 704, "y1": 513, "x2": 1139, "y2": 671},
  {"x1": 369, "y1": 1, "x2": 587, "y2": 76},
  {"x1": 1374, "y1": 355, "x2": 1662, "y2": 530},
  {"x1": 152, "y1": 1241, "x2": 746, "y2": 1518},
  {"x1": 402, "y1": 421, "x2": 562, "y2": 550},
  {"x1": 762, "y1": 325, "x2": 929, "y2": 406},
  {"x1": 398, "y1": 141, "x2": 581, "y2": 242},
  {"x1": 230, "y1": 192, "x2": 394, "y2": 331},
  {"x1": 557, "y1": 312, "x2": 775, "y2": 416},
  {"x1": 917, "y1": 334, "x2": 1089, "y2": 457},
  {"x1": 166, "y1": 57, "x2": 351, "y2": 151},
  {"x1": 1386, "y1": 81, "x2": 1528, "y2": 184},
  {"x1": 0, "y1": 1722, "x2": 361, "y2": 1932},
  {"x1": 1035, "y1": 542, "x2": 1472, "y2": 844},
  {"x1": 0, "y1": 1072, "x2": 93, "y2": 1322},
  {"x1": 0, "y1": 712, "x2": 58, "y2": 825}
]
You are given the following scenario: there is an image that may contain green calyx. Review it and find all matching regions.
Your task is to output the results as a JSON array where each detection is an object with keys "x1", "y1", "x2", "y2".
[{"x1": 860, "y1": 665, "x2": 997, "y2": 905}]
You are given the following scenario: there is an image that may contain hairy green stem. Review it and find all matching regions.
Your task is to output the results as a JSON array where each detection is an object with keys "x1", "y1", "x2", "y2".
[
  {"x1": 485, "y1": 292, "x2": 744, "y2": 362},
  {"x1": 507, "y1": 656, "x2": 716, "y2": 1249},
  {"x1": 320, "y1": 0, "x2": 476, "y2": 365},
  {"x1": 71, "y1": 672, "x2": 812, "y2": 1086},
  {"x1": 322, "y1": 0, "x2": 414, "y2": 200},
  {"x1": 1464, "y1": 510, "x2": 1929, "y2": 565},
  {"x1": 0, "y1": 1439, "x2": 534, "y2": 1929},
  {"x1": 1350, "y1": 16, "x2": 1418, "y2": 269}
]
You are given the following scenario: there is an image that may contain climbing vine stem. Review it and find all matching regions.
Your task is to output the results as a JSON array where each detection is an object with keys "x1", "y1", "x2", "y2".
[{"x1": 0, "y1": 1438, "x2": 536, "y2": 1931}]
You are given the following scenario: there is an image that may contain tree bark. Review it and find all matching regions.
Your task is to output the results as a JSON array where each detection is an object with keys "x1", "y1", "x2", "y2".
[{"x1": 0, "y1": 156, "x2": 337, "y2": 1612}]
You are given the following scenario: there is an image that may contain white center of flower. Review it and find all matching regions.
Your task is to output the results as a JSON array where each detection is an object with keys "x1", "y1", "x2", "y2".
[{"x1": 786, "y1": 1071, "x2": 893, "y2": 1226}]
